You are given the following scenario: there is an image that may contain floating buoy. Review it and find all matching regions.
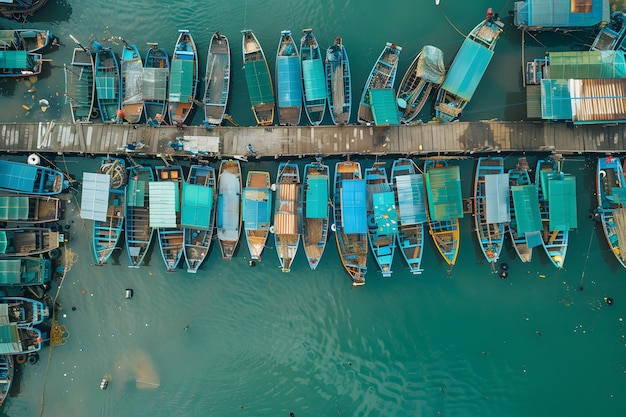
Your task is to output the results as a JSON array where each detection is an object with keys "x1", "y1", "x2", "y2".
[
  {"x1": 331, "y1": 224, "x2": 336, "y2": 232},
  {"x1": 605, "y1": 297, "x2": 614, "y2": 306},
  {"x1": 125, "y1": 289, "x2": 133, "y2": 299},
  {"x1": 500, "y1": 271, "x2": 508, "y2": 279},
  {"x1": 500, "y1": 263, "x2": 509, "y2": 271},
  {"x1": 28, "y1": 352, "x2": 39, "y2": 364},
  {"x1": 27, "y1": 153, "x2": 40, "y2": 165},
  {"x1": 270, "y1": 226, "x2": 275, "y2": 234},
  {"x1": 15, "y1": 354, "x2": 27, "y2": 365},
  {"x1": 49, "y1": 248, "x2": 61, "y2": 260},
  {"x1": 249, "y1": 260, "x2": 256, "y2": 267}
]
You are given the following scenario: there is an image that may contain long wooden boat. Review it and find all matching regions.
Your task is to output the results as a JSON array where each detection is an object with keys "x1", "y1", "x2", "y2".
[
  {"x1": 0, "y1": 355, "x2": 13, "y2": 407},
  {"x1": 274, "y1": 163, "x2": 300, "y2": 272},
  {"x1": 243, "y1": 171, "x2": 272, "y2": 261},
  {"x1": 0, "y1": 324, "x2": 44, "y2": 354},
  {"x1": 357, "y1": 42, "x2": 402, "y2": 125},
  {"x1": 64, "y1": 43, "x2": 95, "y2": 123},
  {"x1": 0, "y1": 194, "x2": 60, "y2": 224},
  {"x1": 120, "y1": 42, "x2": 144, "y2": 124},
  {"x1": 0, "y1": 0, "x2": 47, "y2": 20},
  {"x1": 325, "y1": 37, "x2": 352, "y2": 125},
  {"x1": 143, "y1": 42, "x2": 169, "y2": 125},
  {"x1": 434, "y1": 9, "x2": 504, "y2": 122},
  {"x1": 154, "y1": 165, "x2": 184, "y2": 271},
  {"x1": 242, "y1": 29, "x2": 275, "y2": 126},
  {"x1": 217, "y1": 160, "x2": 242, "y2": 260},
  {"x1": 508, "y1": 157, "x2": 542, "y2": 263},
  {"x1": 93, "y1": 41, "x2": 120, "y2": 123},
  {"x1": 391, "y1": 158, "x2": 427, "y2": 274},
  {"x1": 333, "y1": 160, "x2": 367, "y2": 285},
  {"x1": 169, "y1": 29, "x2": 198, "y2": 126},
  {"x1": 0, "y1": 160, "x2": 66, "y2": 195},
  {"x1": 365, "y1": 163, "x2": 397, "y2": 277},
  {"x1": 0, "y1": 257, "x2": 52, "y2": 286},
  {"x1": 0, "y1": 28, "x2": 54, "y2": 53},
  {"x1": 0, "y1": 296, "x2": 49, "y2": 326},
  {"x1": 596, "y1": 155, "x2": 626, "y2": 268},
  {"x1": 183, "y1": 164, "x2": 217, "y2": 273},
  {"x1": 0, "y1": 49, "x2": 42, "y2": 78},
  {"x1": 204, "y1": 32, "x2": 231, "y2": 126},
  {"x1": 396, "y1": 45, "x2": 445, "y2": 124},
  {"x1": 300, "y1": 29, "x2": 326, "y2": 125},
  {"x1": 125, "y1": 165, "x2": 154, "y2": 268},
  {"x1": 0, "y1": 227, "x2": 59, "y2": 258},
  {"x1": 275, "y1": 30, "x2": 302, "y2": 126},
  {"x1": 301, "y1": 158, "x2": 330, "y2": 270}
]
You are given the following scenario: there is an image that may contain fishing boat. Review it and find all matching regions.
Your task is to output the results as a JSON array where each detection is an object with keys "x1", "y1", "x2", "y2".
[
  {"x1": 0, "y1": 257, "x2": 52, "y2": 286},
  {"x1": 301, "y1": 158, "x2": 330, "y2": 270},
  {"x1": 0, "y1": 50, "x2": 42, "y2": 78},
  {"x1": 535, "y1": 158, "x2": 577, "y2": 269},
  {"x1": 243, "y1": 171, "x2": 272, "y2": 260},
  {"x1": 0, "y1": 28, "x2": 54, "y2": 53},
  {"x1": 273, "y1": 163, "x2": 300, "y2": 272},
  {"x1": 242, "y1": 29, "x2": 275, "y2": 126},
  {"x1": 120, "y1": 41, "x2": 144, "y2": 124},
  {"x1": 0, "y1": 296, "x2": 49, "y2": 326},
  {"x1": 508, "y1": 157, "x2": 542, "y2": 263},
  {"x1": 396, "y1": 45, "x2": 445, "y2": 124},
  {"x1": 0, "y1": 355, "x2": 13, "y2": 407},
  {"x1": 64, "y1": 40, "x2": 95, "y2": 123},
  {"x1": 357, "y1": 42, "x2": 402, "y2": 126},
  {"x1": 434, "y1": 9, "x2": 504, "y2": 122},
  {"x1": 169, "y1": 29, "x2": 198, "y2": 126},
  {"x1": 333, "y1": 160, "x2": 368, "y2": 285},
  {"x1": 0, "y1": 194, "x2": 60, "y2": 224},
  {"x1": 154, "y1": 165, "x2": 184, "y2": 271},
  {"x1": 0, "y1": 226, "x2": 59, "y2": 258},
  {"x1": 391, "y1": 158, "x2": 427, "y2": 274},
  {"x1": 300, "y1": 29, "x2": 326, "y2": 125},
  {"x1": 182, "y1": 164, "x2": 217, "y2": 273},
  {"x1": 325, "y1": 37, "x2": 352, "y2": 125},
  {"x1": 0, "y1": 324, "x2": 44, "y2": 355},
  {"x1": 143, "y1": 42, "x2": 169, "y2": 125},
  {"x1": 0, "y1": 160, "x2": 67, "y2": 195},
  {"x1": 0, "y1": 0, "x2": 47, "y2": 20},
  {"x1": 365, "y1": 163, "x2": 397, "y2": 277},
  {"x1": 125, "y1": 165, "x2": 154, "y2": 268},
  {"x1": 204, "y1": 32, "x2": 231, "y2": 126},
  {"x1": 473, "y1": 157, "x2": 509, "y2": 267},
  {"x1": 275, "y1": 30, "x2": 302, "y2": 126},
  {"x1": 590, "y1": 11, "x2": 626, "y2": 51},
  {"x1": 93, "y1": 40, "x2": 121, "y2": 123},
  {"x1": 595, "y1": 156, "x2": 626, "y2": 268},
  {"x1": 424, "y1": 159, "x2": 463, "y2": 266},
  {"x1": 217, "y1": 160, "x2": 242, "y2": 260}
]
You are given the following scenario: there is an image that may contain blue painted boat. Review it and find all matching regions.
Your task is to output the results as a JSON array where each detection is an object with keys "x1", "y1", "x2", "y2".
[
  {"x1": 64, "y1": 42, "x2": 95, "y2": 123},
  {"x1": 0, "y1": 257, "x2": 52, "y2": 287},
  {"x1": 508, "y1": 157, "x2": 542, "y2": 263},
  {"x1": 125, "y1": 165, "x2": 154, "y2": 268},
  {"x1": 93, "y1": 40, "x2": 121, "y2": 123},
  {"x1": 143, "y1": 42, "x2": 169, "y2": 125},
  {"x1": 120, "y1": 41, "x2": 144, "y2": 124},
  {"x1": 242, "y1": 29, "x2": 275, "y2": 126},
  {"x1": 169, "y1": 30, "x2": 198, "y2": 126},
  {"x1": 154, "y1": 165, "x2": 184, "y2": 271},
  {"x1": 0, "y1": 226, "x2": 59, "y2": 258},
  {"x1": 274, "y1": 163, "x2": 300, "y2": 272},
  {"x1": 300, "y1": 29, "x2": 327, "y2": 125},
  {"x1": 391, "y1": 158, "x2": 427, "y2": 274},
  {"x1": 0, "y1": 194, "x2": 60, "y2": 224},
  {"x1": 365, "y1": 164, "x2": 397, "y2": 277},
  {"x1": 0, "y1": 296, "x2": 49, "y2": 326},
  {"x1": 325, "y1": 37, "x2": 352, "y2": 125},
  {"x1": 0, "y1": 49, "x2": 42, "y2": 78},
  {"x1": 333, "y1": 160, "x2": 367, "y2": 286},
  {"x1": 0, "y1": 160, "x2": 67, "y2": 195},
  {"x1": 203, "y1": 32, "x2": 231, "y2": 126},
  {"x1": 275, "y1": 30, "x2": 302, "y2": 126},
  {"x1": 0, "y1": 324, "x2": 45, "y2": 354},
  {"x1": 217, "y1": 160, "x2": 242, "y2": 260},
  {"x1": 243, "y1": 171, "x2": 272, "y2": 261},
  {"x1": 0, "y1": 354, "x2": 13, "y2": 406},
  {"x1": 301, "y1": 158, "x2": 330, "y2": 270},
  {"x1": 0, "y1": 28, "x2": 54, "y2": 53},
  {"x1": 595, "y1": 155, "x2": 626, "y2": 268},
  {"x1": 591, "y1": 11, "x2": 626, "y2": 51}
]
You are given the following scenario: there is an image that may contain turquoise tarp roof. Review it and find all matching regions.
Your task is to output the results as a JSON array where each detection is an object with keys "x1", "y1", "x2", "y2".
[
  {"x1": 149, "y1": 182, "x2": 177, "y2": 228},
  {"x1": 169, "y1": 59, "x2": 194, "y2": 103},
  {"x1": 243, "y1": 188, "x2": 271, "y2": 230},
  {"x1": 142, "y1": 67, "x2": 168, "y2": 100},
  {"x1": 127, "y1": 178, "x2": 146, "y2": 207},
  {"x1": 0, "y1": 324, "x2": 21, "y2": 355},
  {"x1": 95, "y1": 72, "x2": 117, "y2": 100},
  {"x1": 0, "y1": 258, "x2": 49, "y2": 286},
  {"x1": 425, "y1": 166, "x2": 463, "y2": 221},
  {"x1": 396, "y1": 174, "x2": 427, "y2": 225},
  {"x1": 216, "y1": 169, "x2": 240, "y2": 240},
  {"x1": 373, "y1": 191, "x2": 397, "y2": 236},
  {"x1": 276, "y1": 56, "x2": 302, "y2": 107},
  {"x1": 0, "y1": 260, "x2": 19, "y2": 285},
  {"x1": 244, "y1": 59, "x2": 275, "y2": 106},
  {"x1": 306, "y1": 175, "x2": 328, "y2": 219},
  {"x1": 441, "y1": 39, "x2": 493, "y2": 101},
  {"x1": 80, "y1": 172, "x2": 110, "y2": 222},
  {"x1": 512, "y1": 185, "x2": 543, "y2": 235},
  {"x1": 341, "y1": 179, "x2": 367, "y2": 234},
  {"x1": 485, "y1": 173, "x2": 510, "y2": 223},
  {"x1": 370, "y1": 89, "x2": 401, "y2": 126},
  {"x1": 0, "y1": 161, "x2": 59, "y2": 194},
  {"x1": 182, "y1": 182, "x2": 213, "y2": 230},
  {"x1": 515, "y1": 0, "x2": 609, "y2": 28},
  {"x1": 541, "y1": 79, "x2": 572, "y2": 120},
  {"x1": 302, "y1": 58, "x2": 326, "y2": 101},
  {"x1": 0, "y1": 231, "x2": 6, "y2": 254},
  {"x1": 548, "y1": 177, "x2": 577, "y2": 230},
  {"x1": 0, "y1": 196, "x2": 28, "y2": 221},
  {"x1": 0, "y1": 50, "x2": 28, "y2": 69}
]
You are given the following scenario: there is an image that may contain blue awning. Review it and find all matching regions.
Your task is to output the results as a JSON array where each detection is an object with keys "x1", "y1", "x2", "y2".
[
  {"x1": 370, "y1": 89, "x2": 401, "y2": 126},
  {"x1": 441, "y1": 39, "x2": 494, "y2": 101},
  {"x1": 80, "y1": 172, "x2": 110, "y2": 222},
  {"x1": 373, "y1": 191, "x2": 397, "y2": 235},
  {"x1": 149, "y1": 182, "x2": 177, "y2": 228},
  {"x1": 277, "y1": 56, "x2": 302, "y2": 107},
  {"x1": 305, "y1": 176, "x2": 328, "y2": 219},
  {"x1": 396, "y1": 174, "x2": 427, "y2": 225},
  {"x1": 485, "y1": 173, "x2": 510, "y2": 223},
  {"x1": 302, "y1": 59, "x2": 327, "y2": 101},
  {"x1": 341, "y1": 179, "x2": 367, "y2": 234},
  {"x1": 181, "y1": 182, "x2": 213, "y2": 230},
  {"x1": 243, "y1": 188, "x2": 271, "y2": 230}
]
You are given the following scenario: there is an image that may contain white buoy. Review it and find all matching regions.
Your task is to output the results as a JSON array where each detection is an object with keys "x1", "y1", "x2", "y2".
[{"x1": 27, "y1": 153, "x2": 40, "y2": 165}]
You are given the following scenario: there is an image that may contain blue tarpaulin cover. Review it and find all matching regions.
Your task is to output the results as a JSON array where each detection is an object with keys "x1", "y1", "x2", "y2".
[
  {"x1": 306, "y1": 175, "x2": 328, "y2": 219},
  {"x1": 277, "y1": 55, "x2": 302, "y2": 107},
  {"x1": 396, "y1": 174, "x2": 427, "y2": 225},
  {"x1": 440, "y1": 39, "x2": 493, "y2": 101},
  {"x1": 181, "y1": 182, "x2": 213, "y2": 230},
  {"x1": 341, "y1": 179, "x2": 367, "y2": 234}
]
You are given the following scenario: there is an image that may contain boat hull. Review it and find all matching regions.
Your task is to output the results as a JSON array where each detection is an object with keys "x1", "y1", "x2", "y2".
[
  {"x1": 596, "y1": 156, "x2": 626, "y2": 268},
  {"x1": 125, "y1": 166, "x2": 154, "y2": 268},
  {"x1": 217, "y1": 160, "x2": 242, "y2": 260},
  {"x1": 242, "y1": 29, "x2": 275, "y2": 126},
  {"x1": 325, "y1": 37, "x2": 351, "y2": 125},
  {"x1": 169, "y1": 30, "x2": 198, "y2": 126},
  {"x1": 155, "y1": 166, "x2": 184, "y2": 271},
  {"x1": 143, "y1": 43, "x2": 169, "y2": 125},
  {"x1": 243, "y1": 171, "x2": 272, "y2": 261},
  {"x1": 302, "y1": 162, "x2": 330, "y2": 270},
  {"x1": 365, "y1": 166, "x2": 397, "y2": 277},
  {"x1": 274, "y1": 163, "x2": 300, "y2": 272},
  {"x1": 204, "y1": 32, "x2": 231, "y2": 126},
  {"x1": 473, "y1": 157, "x2": 506, "y2": 266}
]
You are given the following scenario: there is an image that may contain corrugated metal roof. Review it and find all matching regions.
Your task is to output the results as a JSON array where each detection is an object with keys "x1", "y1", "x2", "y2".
[
  {"x1": 0, "y1": 231, "x2": 6, "y2": 254},
  {"x1": 485, "y1": 173, "x2": 510, "y2": 223},
  {"x1": 512, "y1": 185, "x2": 542, "y2": 235},
  {"x1": 0, "y1": 260, "x2": 20, "y2": 285},
  {"x1": 440, "y1": 39, "x2": 493, "y2": 101},
  {"x1": 541, "y1": 79, "x2": 572, "y2": 120},
  {"x1": 548, "y1": 51, "x2": 626, "y2": 79},
  {"x1": 149, "y1": 182, "x2": 177, "y2": 228},
  {"x1": 515, "y1": 0, "x2": 609, "y2": 28},
  {"x1": 181, "y1": 182, "x2": 213, "y2": 230},
  {"x1": 569, "y1": 78, "x2": 626, "y2": 123},
  {"x1": 425, "y1": 166, "x2": 463, "y2": 221},
  {"x1": 244, "y1": 59, "x2": 275, "y2": 106},
  {"x1": 80, "y1": 172, "x2": 110, "y2": 222},
  {"x1": 169, "y1": 59, "x2": 194, "y2": 103},
  {"x1": 243, "y1": 188, "x2": 271, "y2": 230},
  {"x1": 341, "y1": 179, "x2": 367, "y2": 234},
  {"x1": 277, "y1": 55, "x2": 302, "y2": 107},
  {"x1": 370, "y1": 89, "x2": 401, "y2": 126},
  {"x1": 548, "y1": 177, "x2": 578, "y2": 230},
  {"x1": 302, "y1": 59, "x2": 326, "y2": 101},
  {"x1": 0, "y1": 196, "x2": 29, "y2": 221},
  {"x1": 305, "y1": 175, "x2": 328, "y2": 219},
  {"x1": 0, "y1": 50, "x2": 28, "y2": 69},
  {"x1": 0, "y1": 324, "x2": 21, "y2": 355},
  {"x1": 396, "y1": 174, "x2": 427, "y2": 225},
  {"x1": 142, "y1": 67, "x2": 168, "y2": 100}
]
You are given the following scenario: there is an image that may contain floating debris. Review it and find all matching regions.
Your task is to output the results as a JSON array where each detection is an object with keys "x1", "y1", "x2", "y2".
[
  {"x1": 22, "y1": 104, "x2": 31, "y2": 111},
  {"x1": 41, "y1": 106, "x2": 48, "y2": 112},
  {"x1": 38, "y1": 99, "x2": 49, "y2": 106}
]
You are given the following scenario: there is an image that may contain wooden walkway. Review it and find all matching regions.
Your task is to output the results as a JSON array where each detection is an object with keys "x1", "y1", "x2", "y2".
[{"x1": 1, "y1": 121, "x2": 626, "y2": 158}]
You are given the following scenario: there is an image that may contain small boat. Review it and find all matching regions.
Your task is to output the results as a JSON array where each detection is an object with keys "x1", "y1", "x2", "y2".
[
  {"x1": 591, "y1": 11, "x2": 626, "y2": 51},
  {"x1": 434, "y1": 9, "x2": 504, "y2": 122},
  {"x1": 275, "y1": 30, "x2": 302, "y2": 126},
  {"x1": 243, "y1": 171, "x2": 272, "y2": 260},
  {"x1": 301, "y1": 158, "x2": 330, "y2": 270},
  {"x1": 390, "y1": 158, "x2": 427, "y2": 274},
  {"x1": 0, "y1": 227, "x2": 60, "y2": 258},
  {"x1": 169, "y1": 29, "x2": 198, "y2": 126},
  {"x1": 217, "y1": 160, "x2": 242, "y2": 260},
  {"x1": 0, "y1": 194, "x2": 60, "y2": 224},
  {"x1": 242, "y1": 29, "x2": 275, "y2": 126},
  {"x1": 143, "y1": 42, "x2": 169, "y2": 125},
  {"x1": 325, "y1": 37, "x2": 352, "y2": 125},
  {"x1": 0, "y1": 324, "x2": 44, "y2": 354},
  {"x1": 300, "y1": 29, "x2": 327, "y2": 125},
  {"x1": 333, "y1": 160, "x2": 368, "y2": 285},
  {"x1": 183, "y1": 164, "x2": 217, "y2": 273},
  {"x1": 365, "y1": 163, "x2": 397, "y2": 277},
  {"x1": 0, "y1": 257, "x2": 52, "y2": 287},
  {"x1": 0, "y1": 28, "x2": 54, "y2": 53},
  {"x1": 64, "y1": 39, "x2": 95, "y2": 123},
  {"x1": 0, "y1": 160, "x2": 67, "y2": 195},
  {"x1": 125, "y1": 165, "x2": 155, "y2": 268},
  {"x1": 203, "y1": 32, "x2": 231, "y2": 126},
  {"x1": 0, "y1": 296, "x2": 49, "y2": 326},
  {"x1": 273, "y1": 163, "x2": 301, "y2": 272},
  {"x1": 0, "y1": 50, "x2": 42, "y2": 78},
  {"x1": 508, "y1": 157, "x2": 542, "y2": 263},
  {"x1": 93, "y1": 40, "x2": 121, "y2": 123},
  {"x1": 396, "y1": 45, "x2": 445, "y2": 123},
  {"x1": 0, "y1": 355, "x2": 14, "y2": 407},
  {"x1": 357, "y1": 42, "x2": 402, "y2": 125},
  {"x1": 424, "y1": 159, "x2": 463, "y2": 266},
  {"x1": 596, "y1": 156, "x2": 626, "y2": 268},
  {"x1": 154, "y1": 165, "x2": 184, "y2": 271},
  {"x1": 120, "y1": 41, "x2": 144, "y2": 124},
  {"x1": 473, "y1": 157, "x2": 509, "y2": 267},
  {"x1": 0, "y1": 0, "x2": 48, "y2": 20}
]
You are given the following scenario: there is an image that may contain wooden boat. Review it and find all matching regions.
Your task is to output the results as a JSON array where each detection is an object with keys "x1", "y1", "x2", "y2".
[
  {"x1": 391, "y1": 158, "x2": 427, "y2": 274},
  {"x1": 203, "y1": 32, "x2": 231, "y2": 126},
  {"x1": 301, "y1": 158, "x2": 330, "y2": 270},
  {"x1": 169, "y1": 29, "x2": 198, "y2": 126},
  {"x1": 120, "y1": 41, "x2": 144, "y2": 124},
  {"x1": 424, "y1": 159, "x2": 462, "y2": 266},
  {"x1": 0, "y1": 257, "x2": 52, "y2": 286},
  {"x1": 365, "y1": 163, "x2": 397, "y2": 277},
  {"x1": 333, "y1": 160, "x2": 368, "y2": 285},
  {"x1": 125, "y1": 165, "x2": 154, "y2": 268},
  {"x1": 0, "y1": 355, "x2": 14, "y2": 407},
  {"x1": 0, "y1": 296, "x2": 49, "y2": 326},
  {"x1": 0, "y1": 324, "x2": 44, "y2": 354},
  {"x1": 93, "y1": 41, "x2": 121, "y2": 123},
  {"x1": 217, "y1": 160, "x2": 242, "y2": 260},
  {"x1": 357, "y1": 42, "x2": 402, "y2": 125},
  {"x1": 0, "y1": 49, "x2": 42, "y2": 78},
  {"x1": 0, "y1": 160, "x2": 66, "y2": 195},
  {"x1": 435, "y1": 9, "x2": 504, "y2": 122},
  {"x1": 64, "y1": 41, "x2": 95, "y2": 123},
  {"x1": 243, "y1": 171, "x2": 272, "y2": 260},
  {"x1": 0, "y1": 28, "x2": 54, "y2": 53},
  {"x1": 596, "y1": 155, "x2": 626, "y2": 268},
  {"x1": 154, "y1": 165, "x2": 184, "y2": 271},
  {"x1": 242, "y1": 29, "x2": 275, "y2": 126},
  {"x1": 0, "y1": 227, "x2": 59, "y2": 258},
  {"x1": 473, "y1": 157, "x2": 509, "y2": 267},
  {"x1": 508, "y1": 157, "x2": 542, "y2": 263},
  {"x1": 0, "y1": 0, "x2": 47, "y2": 20},
  {"x1": 275, "y1": 30, "x2": 302, "y2": 126},
  {"x1": 143, "y1": 42, "x2": 169, "y2": 125},
  {"x1": 274, "y1": 163, "x2": 300, "y2": 272},
  {"x1": 183, "y1": 164, "x2": 217, "y2": 273},
  {"x1": 300, "y1": 29, "x2": 326, "y2": 125},
  {"x1": 591, "y1": 11, "x2": 626, "y2": 51},
  {"x1": 396, "y1": 45, "x2": 445, "y2": 124},
  {"x1": 0, "y1": 194, "x2": 60, "y2": 224},
  {"x1": 325, "y1": 37, "x2": 352, "y2": 125}
]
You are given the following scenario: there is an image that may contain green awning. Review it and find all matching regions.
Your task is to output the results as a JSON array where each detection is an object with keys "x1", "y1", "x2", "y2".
[
  {"x1": 302, "y1": 58, "x2": 326, "y2": 101},
  {"x1": 548, "y1": 177, "x2": 578, "y2": 230},
  {"x1": 0, "y1": 260, "x2": 21, "y2": 285},
  {"x1": 244, "y1": 59, "x2": 274, "y2": 106},
  {"x1": 0, "y1": 324, "x2": 21, "y2": 355},
  {"x1": 0, "y1": 196, "x2": 29, "y2": 221},
  {"x1": 149, "y1": 182, "x2": 177, "y2": 228},
  {"x1": 395, "y1": 174, "x2": 427, "y2": 225},
  {"x1": 512, "y1": 185, "x2": 542, "y2": 235},
  {"x1": 0, "y1": 231, "x2": 7, "y2": 255},
  {"x1": 127, "y1": 178, "x2": 146, "y2": 207},
  {"x1": 305, "y1": 176, "x2": 328, "y2": 218},
  {"x1": 181, "y1": 182, "x2": 213, "y2": 230},
  {"x1": 0, "y1": 50, "x2": 28, "y2": 69},
  {"x1": 169, "y1": 59, "x2": 194, "y2": 103},
  {"x1": 370, "y1": 89, "x2": 401, "y2": 126},
  {"x1": 425, "y1": 166, "x2": 463, "y2": 221}
]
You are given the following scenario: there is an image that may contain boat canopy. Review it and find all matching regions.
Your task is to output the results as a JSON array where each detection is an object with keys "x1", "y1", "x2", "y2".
[
  {"x1": 547, "y1": 51, "x2": 626, "y2": 79},
  {"x1": 514, "y1": 0, "x2": 609, "y2": 29},
  {"x1": 127, "y1": 176, "x2": 146, "y2": 207},
  {"x1": 149, "y1": 182, "x2": 177, "y2": 228},
  {"x1": 441, "y1": 39, "x2": 493, "y2": 101},
  {"x1": 512, "y1": 185, "x2": 543, "y2": 234},
  {"x1": 216, "y1": 170, "x2": 240, "y2": 240},
  {"x1": 396, "y1": 174, "x2": 427, "y2": 225},
  {"x1": 142, "y1": 67, "x2": 168, "y2": 101},
  {"x1": 608, "y1": 187, "x2": 626, "y2": 203},
  {"x1": 302, "y1": 59, "x2": 326, "y2": 101},
  {"x1": 373, "y1": 191, "x2": 397, "y2": 236},
  {"x1": 244, "y1": 60, "x2": 275, "y2": 106},
  {"x1": 95, "y1": 69, "x2": 117, "y2": 100},
  {"x1": 341, "y1": 179, "x2": 367, "y2": 234},
  {"x1": 370, "y1": 89, "x2": 401, "y2": 126},
  {"x1": 0, "y1": 258, "x2": 50, "y2": 286},
  {"x1": 417, "y1": 45, "x2": 446, "y2": 84},
  {"x1": 305, "y1": 175, "x2": 328, "y2": 219},
  {"x1": 485, "y1": 173, "x2": 511, "y2": 223},
  {"x1": 0, "y1": 232, "x2": 6, "y2": 254},
  {"x1": 0, "y1": 50, "x2": 27, "y2": 69},
  {"x1": 122, "y1": 58, "x2": 143, "y2": 105},
  {"x1": 0, "y1": 325, "x2": 21, "y2": 355},
  {"x1": 182, "y1": 182, "x2": 213, "y2": 230},
  {"x1": 169, "y1": 59, "x2": 194, "y2": 103},
  {"x1": 243, "y1": 188, "x2": 271, "y2": 230},
  {"x1": 425, "y1": 166, "x2": 463, "y2": 221},
  {"x1": 0, "y1": 196, "x2": 29, "y2": 220},
  {"x1": 277, "y1": 56, "x2": 302, "y2": 107},
  {"x1": 80, "y1": 172, "x2": 110, "y2": 222},
  {"x1": 548, "y1": 177, "x2": 578, "y2": 231},
  {"x1": 275, "y1": 183, "x2": 298, "y2": 235},
  {"x1": 0, "y1": 161, "x2": 63, "y2": 195}
]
